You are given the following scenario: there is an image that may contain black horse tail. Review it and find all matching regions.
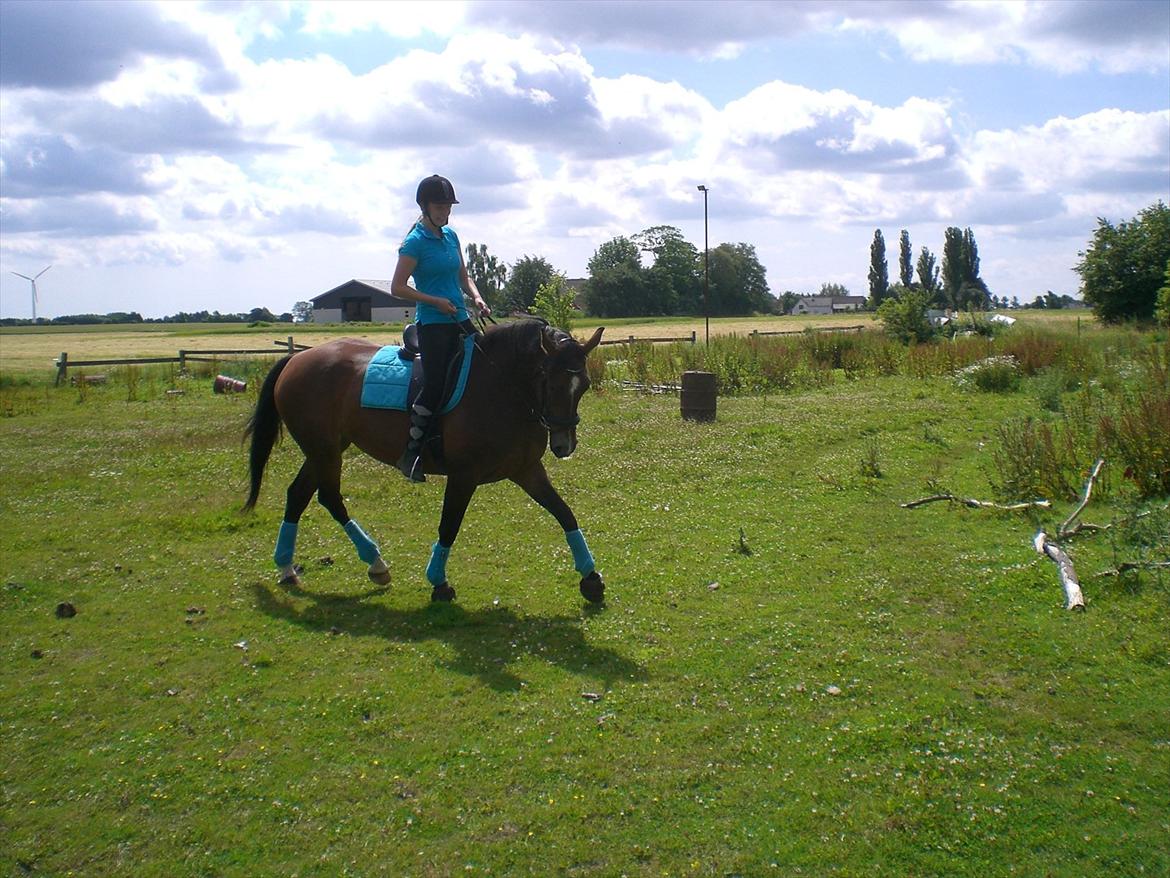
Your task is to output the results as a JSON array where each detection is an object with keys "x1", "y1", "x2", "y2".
[{"x1": 243, "y1": 355, "x2": 293, "y2": 511}]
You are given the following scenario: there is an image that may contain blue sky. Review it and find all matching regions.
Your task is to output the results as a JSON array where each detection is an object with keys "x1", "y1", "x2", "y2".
[{"x1": 1, "y1": 0, "x2": 1168, "y2": 320}]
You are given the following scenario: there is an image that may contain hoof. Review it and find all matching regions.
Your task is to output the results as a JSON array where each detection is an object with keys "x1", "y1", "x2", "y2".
[
  {"x1": 278, "y1": 565, "x2": 303, "y2": 587},
  {"x1": 431, "y1": 582, "x2": 456, "y2": 602},
  {"x1": 368, "y1": 564, "x2": 391, "y2": 586},
  {"x1": 579, "y1": 571, "x2": 605, "y2": 603}
]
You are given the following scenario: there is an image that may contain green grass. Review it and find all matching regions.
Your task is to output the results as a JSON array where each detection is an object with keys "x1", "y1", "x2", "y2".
[{"x1": 1, "y1": 345, "x2": 1168, "y2": 876}]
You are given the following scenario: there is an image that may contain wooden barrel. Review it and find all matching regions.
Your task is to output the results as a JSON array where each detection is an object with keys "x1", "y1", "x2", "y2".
[
  {"x1": 213, "y1": 375, "x2": 247, "y2": 394},
  {"x1": 680, "y1": 370, "x2": 716, "y2": 422}
]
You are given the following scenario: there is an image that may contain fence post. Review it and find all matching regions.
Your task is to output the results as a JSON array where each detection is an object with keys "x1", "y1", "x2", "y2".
[
  {"x1": 55, "y1": 352, "x2": 68, "y2": 386},
  {"x1": 287, "y1": 336, "x2": 294, "y2": 355},
  {"x1": 690, "y1": 331, "x2": 696, "y2": 345},
  {"x1": 179, "y1": 350, "x2": 187, "y2": 373}
]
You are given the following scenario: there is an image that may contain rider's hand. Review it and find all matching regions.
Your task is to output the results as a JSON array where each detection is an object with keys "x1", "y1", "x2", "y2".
[
  {"x1": 437, "y1": 298, "x2": 458, "y2": 316},
  {"x1": 475, "y1": 299, "x2": 492, "y2": 318}
]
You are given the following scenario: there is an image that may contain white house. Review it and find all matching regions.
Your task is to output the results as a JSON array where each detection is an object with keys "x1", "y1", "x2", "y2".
[{"x1": 791, "y1": 295, "x2": 867, "y2": 315}]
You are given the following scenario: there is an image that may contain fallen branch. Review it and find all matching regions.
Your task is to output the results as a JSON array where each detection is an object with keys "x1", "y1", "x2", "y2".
[
  {"x1": 901, "y1": 493, "x2": 1051, "y2": 511},
  {"x1": 1059, "y1": 457, "x2": 1106, "y2": 538},
  {"x1": 1033, "y1": 531, "x2": 1085, "y2": 611},
  {"x1": 1063, "y1": 502, "x2": 1169, "y2": 540}
]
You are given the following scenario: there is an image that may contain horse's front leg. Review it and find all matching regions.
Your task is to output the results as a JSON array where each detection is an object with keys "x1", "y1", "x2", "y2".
[
  {"x1": 512, "y1": 464, "x2": 604, "y2": 604},
  {"x1": 426, "y1": 476, "x2": 477, "y2": 602}
]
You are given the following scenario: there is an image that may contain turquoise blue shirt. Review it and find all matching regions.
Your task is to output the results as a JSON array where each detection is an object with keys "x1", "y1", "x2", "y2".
[{"x1": 399, "y1": 222, "x2": 467, "y2": 325}]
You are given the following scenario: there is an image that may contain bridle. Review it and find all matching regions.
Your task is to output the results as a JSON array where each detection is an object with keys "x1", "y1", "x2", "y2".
[
  {"x1": 460, "y1": 316, "x2": 585, "y2": 433},
  {"x1": 533, "y1": 360, "x2": 584, "y2": 431}
]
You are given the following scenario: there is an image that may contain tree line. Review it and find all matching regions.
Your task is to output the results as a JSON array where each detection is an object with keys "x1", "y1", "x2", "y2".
[
  {"x1": 866, "y1": 226, "x2": 990, "y2": 312},
  {"x1": 466, "y1": 225, "x2": 777, "y2": 319},
  {"x1": 0, "y1": 307, "x2": 295, "y2": 327}
]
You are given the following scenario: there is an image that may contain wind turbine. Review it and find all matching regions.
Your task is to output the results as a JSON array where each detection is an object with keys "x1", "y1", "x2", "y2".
[{"x1": 11, "y1": 265, "x2": 51, "y2": 321}]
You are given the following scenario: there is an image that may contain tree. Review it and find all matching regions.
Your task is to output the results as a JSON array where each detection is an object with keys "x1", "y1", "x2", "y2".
[
  {"x1": 584, "y1": 237, "x2": 645, "y2": 317},
  {"x1": 532, "y1": 273, "x2": 576, "y2": 332},
  {"x1": 960, "y1": 228, "x2": 990, "y2": 309},
  {"x1": 916, "y1": 247, "x2": 941, "y2": 304},
  {"x1": 246, "y1": 307, "x2": 277, "y2": 323},
  {"x1": 708, "y1": 243, "x2": 771, "y2": 315},
  {"x1": 502, "y1": 255, "x2": 555, "y2": 314},
  {"x1": 941, "y1": 227, "x2": 990, "y2": 310},
  {"x1": 1156, "y1": 259, "x2": 1170, "y2": 327},
  {"x1": 876, "y1": 288, "x2": 934, "y2": 344},
  {"x1": 941, "y1": 227, "x2": 965, "y2": 309},
  {"x1": 1075, "y1": 201, "x2": 1170, "y2": 323},
  {"x1": 633, "y1": 225, "x2": 700, "y2": 315},
  {"x1": 820, "y1": 282, "x2": 851, "y2": 297},
  {"x1": 868, "y1": 229, "x2": 889, "y2": 309},
  {"x1": 898, "y1": 229, "x2": 914, "y2": 289},
  {"x1": 465, "y1": 243, "x2": 507, "y2": 310},
  {"x1": 291, "y1": 301, "x2": 314, "y2": 323},
  {"x1": 778, "y1": 290, "x2": 802, "y2": 315}
]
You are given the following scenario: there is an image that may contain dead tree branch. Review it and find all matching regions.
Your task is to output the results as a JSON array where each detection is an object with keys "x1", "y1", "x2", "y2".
[
  {"x1": 1059, "y1": 458, "x2": 1106, "y2": 538},
  {"x1": 901, "y1": 493, "x2": 1051, "y2": 511},
  {"x1": 1033, "y1": 531, "x2": 1086, "y2": 611}
]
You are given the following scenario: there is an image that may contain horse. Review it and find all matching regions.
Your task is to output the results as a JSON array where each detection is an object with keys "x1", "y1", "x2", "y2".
[{"x1": 243, "y1": 319, "x2": 606, "y2": 604}]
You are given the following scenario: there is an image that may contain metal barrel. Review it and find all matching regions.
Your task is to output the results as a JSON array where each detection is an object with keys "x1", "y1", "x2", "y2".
[
  {"x1": 213, "y1": 375, "x2": 247, "y2": 393},
  {"x1": 680, "y1": 370, "x2": 717, "y2": 422}
]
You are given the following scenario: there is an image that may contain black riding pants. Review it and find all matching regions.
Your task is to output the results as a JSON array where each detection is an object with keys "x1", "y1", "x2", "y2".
[{"x1": 415, "y1": 322, "x2": 466, "y2": 412}]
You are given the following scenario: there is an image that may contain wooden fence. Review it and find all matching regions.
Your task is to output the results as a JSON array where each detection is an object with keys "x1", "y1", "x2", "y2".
[
  {"x1": 596, "y1": 325, "x2": 866, "y2": 347},
  {"x1": 52, "y1": 325, "x2": 869, "y2": 383},
  {"x1": 598, "y1": 331, "x2": 697, "y2": 346},
  {"x1": 54, "y1": 337, "x2": 310, "y2": 385}
]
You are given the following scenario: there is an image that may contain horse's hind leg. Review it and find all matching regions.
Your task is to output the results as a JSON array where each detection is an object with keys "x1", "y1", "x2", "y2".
[
  {"x1": 314, "y1": 450, "x2": 392, "y2": 586},
  {"x1": 424, "y1": 477, "x2": 478, "y2": 602}
]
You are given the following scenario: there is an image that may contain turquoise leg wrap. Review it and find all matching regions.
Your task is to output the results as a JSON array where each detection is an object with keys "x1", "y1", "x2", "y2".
[
  {"x1": 344, "y1": 519, "x2": 380, "y2": 564},
  {"x1": 426, "y1": 541, "x2": 451, "y2": 586},
  {"x1": 274, "y1": 521, "x2": 298, "y2": 567},
  {"x1": 566, "y1": 529, "x2": 596, "y2": 576}
]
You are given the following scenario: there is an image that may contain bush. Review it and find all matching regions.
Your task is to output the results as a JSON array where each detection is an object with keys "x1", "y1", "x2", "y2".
[
  {"x1": 876, "y1": 289, "x2": 935, "y2": 344},
  {"x1": 956, "y1": 356, "x2": 1021, "y2": 393},
  {"x1": 532, "y1": 274, "x2": 576, "y2": 332},
  {"x1": 989, "y1": 415, "x2": 1103, "y2": 502},
  {"x1": 1098, "y1": 349, "x2": 1170, "y2": 498}
]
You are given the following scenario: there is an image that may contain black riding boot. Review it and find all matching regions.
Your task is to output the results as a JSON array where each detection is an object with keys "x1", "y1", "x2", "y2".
[{"x1": 396, "y1": 403, "x2": 431, "y2": 482}]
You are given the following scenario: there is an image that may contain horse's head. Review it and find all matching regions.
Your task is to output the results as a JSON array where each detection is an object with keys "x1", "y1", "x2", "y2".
[{"x1": 539, "y1": 325, "x2": 604, "y2": 458}]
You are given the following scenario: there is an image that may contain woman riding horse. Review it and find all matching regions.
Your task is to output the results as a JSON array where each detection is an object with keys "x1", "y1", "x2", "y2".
[
  {"x1": 390, "y1": 174, "x2": 491, "y2": 482},
  {"x1": 244, "y1": 319, "x2": 606, "y2": 604}
]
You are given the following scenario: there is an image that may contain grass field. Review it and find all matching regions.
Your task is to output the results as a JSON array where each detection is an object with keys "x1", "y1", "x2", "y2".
[{"x1": 1, "y1": 317, "x2": 1167, "y2": 876}]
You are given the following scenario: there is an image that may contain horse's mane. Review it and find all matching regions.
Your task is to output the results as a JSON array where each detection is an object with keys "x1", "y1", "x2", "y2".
[{"x1": 480, "y1": 318, "x2": 557, "y2": 364}]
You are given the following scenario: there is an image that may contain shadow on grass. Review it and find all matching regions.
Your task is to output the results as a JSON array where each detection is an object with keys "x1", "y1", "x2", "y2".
[{"x1": 251, "y1": 580, "x2": 645, "y2": 692}]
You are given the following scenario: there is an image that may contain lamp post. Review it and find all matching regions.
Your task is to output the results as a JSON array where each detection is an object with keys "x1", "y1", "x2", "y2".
[{"x1": 696, "y1": 185, "x2": 709, "y2": 347}]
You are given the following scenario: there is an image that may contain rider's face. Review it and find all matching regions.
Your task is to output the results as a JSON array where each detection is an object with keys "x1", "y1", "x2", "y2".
[{"x1": 426, "y1": 202, "x2": 452, "y2": 228}]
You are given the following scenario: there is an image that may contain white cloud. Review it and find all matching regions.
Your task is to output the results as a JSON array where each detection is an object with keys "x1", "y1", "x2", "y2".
[{"x1": 298, "y1": 0, "x2": 467, "y2": 38}]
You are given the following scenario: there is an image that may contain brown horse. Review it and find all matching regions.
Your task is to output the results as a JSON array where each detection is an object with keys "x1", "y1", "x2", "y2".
[{"x1": 244, "y1": 319, "x2": 606, "y2": 603}]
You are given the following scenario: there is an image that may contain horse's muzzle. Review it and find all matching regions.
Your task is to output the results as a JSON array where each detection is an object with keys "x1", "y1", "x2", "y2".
[{"x1": 549, "y1": 429, "x2": 577, "y2": 458}]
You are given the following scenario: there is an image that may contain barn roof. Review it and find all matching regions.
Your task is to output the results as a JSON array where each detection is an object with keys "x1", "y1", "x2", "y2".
[{"x1": 311, "y1": 279, "x2": 407, "y2": 305}]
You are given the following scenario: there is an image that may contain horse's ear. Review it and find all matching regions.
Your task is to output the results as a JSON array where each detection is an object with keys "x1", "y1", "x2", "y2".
[
  {"x1": 581, "y1": 326, "x2": 604, "y2": 353},
  {"x1": 540, "y1": 326, "x2": 559, "y2": 357}
]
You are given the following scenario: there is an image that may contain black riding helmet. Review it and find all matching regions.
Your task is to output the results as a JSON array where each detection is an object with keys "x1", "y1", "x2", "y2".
[{"x1": 416, "y1": 174, "x2": 459, "y2": 209}]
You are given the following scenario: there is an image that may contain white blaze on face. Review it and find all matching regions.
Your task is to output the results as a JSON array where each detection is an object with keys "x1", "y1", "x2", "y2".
[{"x1": 570, "y1": 374, "x2": 583, "y2": 399}]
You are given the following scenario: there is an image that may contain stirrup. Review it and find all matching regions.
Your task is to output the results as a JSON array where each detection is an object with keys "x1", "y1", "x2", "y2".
[{"x1": 397, "y1": 448, "x2": 426, "y2": 482}]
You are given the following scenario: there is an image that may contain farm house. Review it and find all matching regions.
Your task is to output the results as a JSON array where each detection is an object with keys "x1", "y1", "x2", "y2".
[
  {"x1": 791, "y1": 295, "x2": 867, "y2": 315},
  {"x1": 310, "y1": 279, "x2": 414, "y2": 323}
]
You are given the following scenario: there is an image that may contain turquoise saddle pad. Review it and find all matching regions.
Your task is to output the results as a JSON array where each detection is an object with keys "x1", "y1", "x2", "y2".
[{"x1": 359, "y1": 335, "x2": 475, "y2": 414}]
